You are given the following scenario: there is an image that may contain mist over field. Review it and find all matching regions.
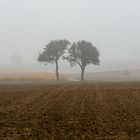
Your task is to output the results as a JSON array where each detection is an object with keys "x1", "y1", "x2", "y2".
[
  {"x1": 0, "y1": 1, "x2": 140, "y2": 139},
  {"x1": 0, "y1": 0, "x2": 140, "y2": 75},
  {"x1": 0, "y1": 0, "x2": 140, "y2": 82}
]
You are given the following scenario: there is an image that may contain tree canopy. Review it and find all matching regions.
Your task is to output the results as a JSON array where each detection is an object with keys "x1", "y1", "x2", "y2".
[{"x1": 38, "y1": 40, "x2": 70, "y2": 64}]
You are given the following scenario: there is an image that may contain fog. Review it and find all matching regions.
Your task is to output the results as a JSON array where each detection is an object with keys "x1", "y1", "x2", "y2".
[{"x1": 0, "y1": 0, "x2": 140, "y2": 72}]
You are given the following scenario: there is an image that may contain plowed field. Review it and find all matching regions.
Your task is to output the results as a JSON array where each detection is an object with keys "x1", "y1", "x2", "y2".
[{"x1": 0, "y1": 82, "x2": 140, "y2": 140}]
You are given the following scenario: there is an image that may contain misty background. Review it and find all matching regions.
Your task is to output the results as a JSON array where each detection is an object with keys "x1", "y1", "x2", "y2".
[{"x1": 0, "y1": 0, "x2": 140, "y2": 73}]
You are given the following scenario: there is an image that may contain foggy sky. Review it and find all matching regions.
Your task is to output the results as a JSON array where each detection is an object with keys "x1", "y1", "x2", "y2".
[{"x1": 0, "y1": 0, "x2": 140, "y2": 64}]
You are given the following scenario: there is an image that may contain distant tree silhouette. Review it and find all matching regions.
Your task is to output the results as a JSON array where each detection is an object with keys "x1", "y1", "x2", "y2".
[
  {"x1": 123, "y1": 69, "x2": 130, "y2": 76},
  {"x1": 66, "y1": 40, "x2": 100, "y2": 81},
  {"x1": 38, "y1": 40, "x2": 70, "y2": 81},
  {"x1": 11, "y1": 53, "x2": 22, "y2": 64}
]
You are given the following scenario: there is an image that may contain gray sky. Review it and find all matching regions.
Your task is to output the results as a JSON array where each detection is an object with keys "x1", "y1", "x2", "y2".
[{"x1": 0, "y1": 0, "x2": 140, "y2": 64}]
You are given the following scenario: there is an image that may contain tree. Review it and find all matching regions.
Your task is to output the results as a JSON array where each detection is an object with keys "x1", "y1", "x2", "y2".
[
  {"x1": 11, "y1": 53, "x2": 22, "y2": 64},
  {"x1": 66, "y1": 40, "x2": 100, "y2": 81},
  {"x1": 38, "y1": 40, "x2": 70, "y2": 81}
]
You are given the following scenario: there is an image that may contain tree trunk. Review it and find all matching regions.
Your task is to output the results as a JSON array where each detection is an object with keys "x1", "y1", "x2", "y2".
[
  {"x1": 81, "y1": 67, "x2": 85, "y2": 81},
  {"x1": 55, "y1": 60, "x2": 59, "y2": 81}
]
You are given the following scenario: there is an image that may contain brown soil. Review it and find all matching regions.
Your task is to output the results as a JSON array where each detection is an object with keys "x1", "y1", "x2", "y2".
[{"x1": 0, "y1": 82, "x2": 140, "y2": 140}]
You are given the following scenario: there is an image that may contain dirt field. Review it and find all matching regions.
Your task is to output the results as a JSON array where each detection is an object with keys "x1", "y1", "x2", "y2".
[{"x1": 0, "y1": 82, "x2": 140, "y2": 140}]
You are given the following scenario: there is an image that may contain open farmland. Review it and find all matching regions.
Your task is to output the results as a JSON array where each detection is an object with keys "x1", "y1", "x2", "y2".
[
  {"x1": 0, "y1": 82, "x2": 140, "y2": 140},
  {"x1": 0, "y1": 71, "x2": 67, "y2": 82}
]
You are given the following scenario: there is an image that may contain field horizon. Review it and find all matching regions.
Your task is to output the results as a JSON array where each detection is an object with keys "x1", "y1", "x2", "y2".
[{"x1": 0, "y1": 68, "x2": 140, "y2": 82}]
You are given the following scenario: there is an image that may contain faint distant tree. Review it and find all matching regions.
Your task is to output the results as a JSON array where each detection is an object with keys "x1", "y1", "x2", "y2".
[
  {"x1": 123, "y1": 69, "x2": 130, "y2": 76},
  {"x1": 38, "y1": 40, "x2": 70, "y2": 81},
  {"x1": 66, "y1": 40, "x2": 100, "y2": 81},
  {"x1": 11, "y1": 53, "x2": 22, "y2": 64}
]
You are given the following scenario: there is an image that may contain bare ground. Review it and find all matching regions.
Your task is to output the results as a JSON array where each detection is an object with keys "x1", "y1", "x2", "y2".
[{"x1": 0, "y1": 82, "x2": 140, "y2": 140}]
